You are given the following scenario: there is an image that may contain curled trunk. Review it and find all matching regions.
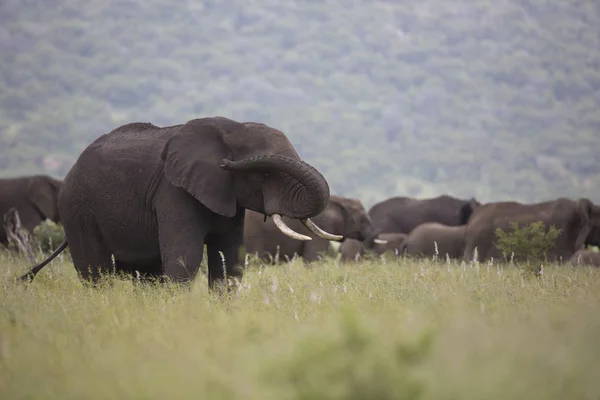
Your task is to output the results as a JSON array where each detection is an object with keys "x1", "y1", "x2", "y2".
[{"x1": 221, "y1": 155, "x2": 330, "y2": 218}]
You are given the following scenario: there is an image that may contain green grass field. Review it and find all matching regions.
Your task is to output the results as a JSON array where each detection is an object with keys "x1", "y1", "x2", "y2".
[{"x1": 1, "y1": 252, "x2": 599, "y2": 399}]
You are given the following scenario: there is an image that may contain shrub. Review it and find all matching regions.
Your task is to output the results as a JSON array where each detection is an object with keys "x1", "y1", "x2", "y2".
[
  {"x1": 32, "y1": 220, "x2": 66, "y2": 253},
  {"x1": 263, "y1": 306, "x2": 434, "y2": 400},
  {"x1": 494, "y1": 221, "x2": 561, "y2": 263}
]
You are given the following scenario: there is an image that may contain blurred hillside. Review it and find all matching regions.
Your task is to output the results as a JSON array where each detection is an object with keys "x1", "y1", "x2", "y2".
[{"x1": 1, "y1": 0, "x2": 599, "y2": 207}]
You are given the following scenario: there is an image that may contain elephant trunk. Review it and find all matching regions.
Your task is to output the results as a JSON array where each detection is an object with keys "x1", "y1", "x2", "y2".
[
  {"x1": 221, "y1": 154, "x2": 330, "y2": 218},
  {"x1": 364, "y1": 228, "x2": 386, "y2": 248},
  {"x1": 222, "y1": 155, "x2": 343, "y2": 241}
]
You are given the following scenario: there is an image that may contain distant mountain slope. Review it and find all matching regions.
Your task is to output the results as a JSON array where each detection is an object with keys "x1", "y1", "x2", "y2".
[{"x1": 1, "y1": 0, "x2": 599, "y2": 206}]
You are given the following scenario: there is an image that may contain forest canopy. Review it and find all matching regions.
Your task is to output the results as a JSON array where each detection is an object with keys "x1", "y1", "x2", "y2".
[{"x1": 1, "y1": 0, "x2": 599, "y2": 207}]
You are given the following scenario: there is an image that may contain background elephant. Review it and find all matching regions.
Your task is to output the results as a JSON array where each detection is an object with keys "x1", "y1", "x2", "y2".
[
  {"x1": 339, "y1": 232, "x2": 407, "y2": 261},
  {"x1": 569, "y1": 249, "x2": 600, "y2": 267},
  {"x1": 244, "y1": 195, "x2": 376, "y2": 263},
  {"x1": 368, "y1": 194, "x2": 481, "y2": 234},
  {"x1": 399, "y1": 222, "x2": 466, "y2": 259},
  {"x1": 463, "y1": 198, "x2": 600, "y2": 262},
  {"x1": 0, "y1": 175, "x2": 62, "y2": 245},
  {"x1": 19, "y1": 117, "x2": 341, "y2": 288}
]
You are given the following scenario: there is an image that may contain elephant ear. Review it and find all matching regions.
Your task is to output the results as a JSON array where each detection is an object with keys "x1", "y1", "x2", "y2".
[
  {"x1": 459, "y1": 202, "x2": 474, "y2": 225},
  {"x1": 578, "y1": 198, "x2": 593, "y2": 222},
  {"x1": 161, "y1": 118, "x2": 241, "y2": 218},
  {"x1": 28, "y1": 176, "x2": 59, "y2": 221},
  {"x1": 325, "y1": 199, "x2": 349, "y2": 232},
  {"x1": 575, "y1": 198, "x2": 594, "y2": 250}
]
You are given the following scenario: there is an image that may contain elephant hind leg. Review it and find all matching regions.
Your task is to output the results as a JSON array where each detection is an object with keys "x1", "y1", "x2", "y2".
[{"x1": 65, "y1": 219, "x2": 113, "y2": 286}]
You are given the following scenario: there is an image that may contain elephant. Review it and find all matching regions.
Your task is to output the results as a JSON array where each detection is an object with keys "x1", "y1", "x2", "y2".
[
  {"x1": 463, "y1": 198, "x2": 600, "y2": 262},
  {"x1": 568, "y1": 249, "x2": 600, "y2": 267},
  {"x1": 244, "y1": 195, "x2": 379, "y2": 263},
  {"x1": 17, "y1": 117, "x2": 342, "y2": 289},
  {"x1": 368, "y1": 195, "x2": 481, "y2": 234},
  {"x1": 339, "y1": 232, "x2": 407, "y2": 261},
  {"x1": 0, "y1": 175, "x2": 62, "y2": 245},
  {"x1": 398, "y1": 222, "x2": 466, "y2": 260}
]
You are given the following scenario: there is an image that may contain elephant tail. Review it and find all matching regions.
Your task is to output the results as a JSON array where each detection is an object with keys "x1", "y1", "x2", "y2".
[{"x1": 15, "y1": 240, "x2": 68, "y2": 283}]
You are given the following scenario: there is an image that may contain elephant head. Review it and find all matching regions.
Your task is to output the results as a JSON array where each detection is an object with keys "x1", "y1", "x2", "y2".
[
  {"x1": 459, "y1": 197, "x2": 481, "y2": 225},
  {"x1": 319, "y1": 196, "x2": 378, "y2": 242},
  {"x1": 28, "y1": 175, "x2": 62, "y2": 222},
  {"x1": 161, "y1": 117, "x2": 341, "y2": 241},
  {"x1": 577, "y1": 198, "x2": 600, "y2": 250}
]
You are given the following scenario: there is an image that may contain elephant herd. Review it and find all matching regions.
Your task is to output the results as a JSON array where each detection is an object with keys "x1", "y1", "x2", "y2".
[
  {"x1": 338, "y1": 196, "x2": 600, "y2": 266},
  {"x1": 1, "y1": 116, "x2": 599, "y2": 292}
]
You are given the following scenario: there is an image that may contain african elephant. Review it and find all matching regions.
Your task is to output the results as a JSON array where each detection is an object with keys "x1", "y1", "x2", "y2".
[
  {"x1": 399, "y1": 222, "x2": 466, "y2": 259},
  {"x1": 0, "y1": 175, "x2": 62, "y2": 245},
  {"x1": 339, "y1": 232, "x2": 407, "y2": 261},
  {"x1": 463, "y1": 198, "x2": 600, "y2": 262},
  {"x1": 569, "y1": 249, "x2": 600, "y2": 267},
  {"x1": 369, "y1": 195, "x2": 481, "y2": 234},
  {"x1": 244, "y1": 195, "x2": 377, "y2": 263},
  {"x1": 18, "y1": 117, "x2": 341, "y2": 288}
]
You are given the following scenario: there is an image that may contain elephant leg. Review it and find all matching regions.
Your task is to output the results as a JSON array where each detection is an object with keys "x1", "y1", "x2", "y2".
[
  {"x1": 302, "y1": 238, "x2": 328, "y2": 263},
  {"x1": 66, "y1": 221, "x2": 113, "y2": 286},
  {"x1": 156, "y1": 193, "x2": 210, "y2": 285},
  {"x1": 206, "y1": 229, "x2": 244, "y2": 290},
  {"x1": 159, "y1": 231, "x2": 206, "y2": 285},
  {"x1": 464, "y1": 240, "x2": 489, "y2": 262}
]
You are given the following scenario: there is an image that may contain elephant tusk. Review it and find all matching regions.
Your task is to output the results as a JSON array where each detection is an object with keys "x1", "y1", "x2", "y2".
[
  {"x1": 272, "y1": 214, "x2": 312, "y2": 241},
  {"x1": 301, "y1": 218, "x2": 344, "y2": 241},
  {"x1": 373, "y1": 238, "x2": 388, "y2": 244}
]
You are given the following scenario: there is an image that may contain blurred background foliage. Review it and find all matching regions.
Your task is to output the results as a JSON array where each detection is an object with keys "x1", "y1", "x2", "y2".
[{"x1": 1, "y1": 0, "x2": 599, "y2": 208}]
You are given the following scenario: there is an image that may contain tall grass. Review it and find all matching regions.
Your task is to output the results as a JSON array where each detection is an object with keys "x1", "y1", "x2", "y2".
[{"x1": 1, "y1": 252, "x2": 599, "y2": 399}]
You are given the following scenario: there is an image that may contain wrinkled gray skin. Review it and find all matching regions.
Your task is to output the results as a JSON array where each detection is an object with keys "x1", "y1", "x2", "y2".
[
  {"x1": 569, "y1": 249, "x2": 600, "y2": 267},
  {"x1": 464, "y1": 198, "x2": 600, "y2": 262},
  {"x1": 399, "y1": 222, "x2": 466, "y2": 259},
  {"x1": 339, "y1": 232, "x2": 407, "y2": 262},
  {"x1": 19, "y1": 117, "x2": 336, "y2": 289},
  {"x1": 369, "y1": 195, "x2": 481, "y2": 234},
  {"x1": 244, "y1": 195, "x2": 375, "y2": 263},
  {"x1": 0, "y1": 175, "x2": 62, "y2": 245}
]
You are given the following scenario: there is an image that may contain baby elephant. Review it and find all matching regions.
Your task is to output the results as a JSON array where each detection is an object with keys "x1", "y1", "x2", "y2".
[
  {"x1": 339, "y1": 232, "x2": 408, "y2": 262},
  {"x1": 400, "y1": 222, "x2": 467, "y2": 259},
  {"x1": 569, "y1": 249, "x2": 600, "y2": 267}
]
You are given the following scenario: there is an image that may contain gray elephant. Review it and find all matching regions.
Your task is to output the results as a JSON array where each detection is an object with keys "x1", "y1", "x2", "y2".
[
  {"x1": 244, "y1": 195, "x2": 376, "y2": 263},
  {"x1": 339, "y1": 232, "x2": 407, "y2": 261},
  {"x1": 399, "y1": 222, "x2": 466, "y2": 259},
  {"x1": 369, "y1": 195, "x2": 481, "y2": 234},
  {"x1": 463, "y1": 198, "x2": 600, "y2": 262},
  {"x1": 0, "y1": 175, "x2": 62, "y2": 245},
  {"x1": 18, "y1": 117, "x2": 341, "y2": 288},
  {"x1": 568, "y1": 249, "x2": 600, "y2": 267}
]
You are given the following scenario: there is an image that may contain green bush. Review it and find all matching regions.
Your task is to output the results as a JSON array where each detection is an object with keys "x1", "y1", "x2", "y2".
[
  {"x1": 495, "y1": 221, "x2": 561, "y2": 263},
  {"x1": 263, "y1": 306, "x2": 434, "y2": 400},
  {"x1": 32, "y1": 220, "x2": 66, "y2": 253}
]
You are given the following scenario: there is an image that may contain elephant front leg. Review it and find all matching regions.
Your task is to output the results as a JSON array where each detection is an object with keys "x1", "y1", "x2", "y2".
[
  {"x1": 206, "y1": 231, "x2": 244, "y2": 292},
  {"x1": 157, "y1": 210, "x2": 209, "y2": 286},
  {"x1": 159, "y1": 245, "x2": 205, "y2": 285}
]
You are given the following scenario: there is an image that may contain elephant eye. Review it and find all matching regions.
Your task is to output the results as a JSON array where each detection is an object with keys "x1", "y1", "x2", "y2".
[{"x1": 264, "y1": 172, "x2": 269, "y2": 178}]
